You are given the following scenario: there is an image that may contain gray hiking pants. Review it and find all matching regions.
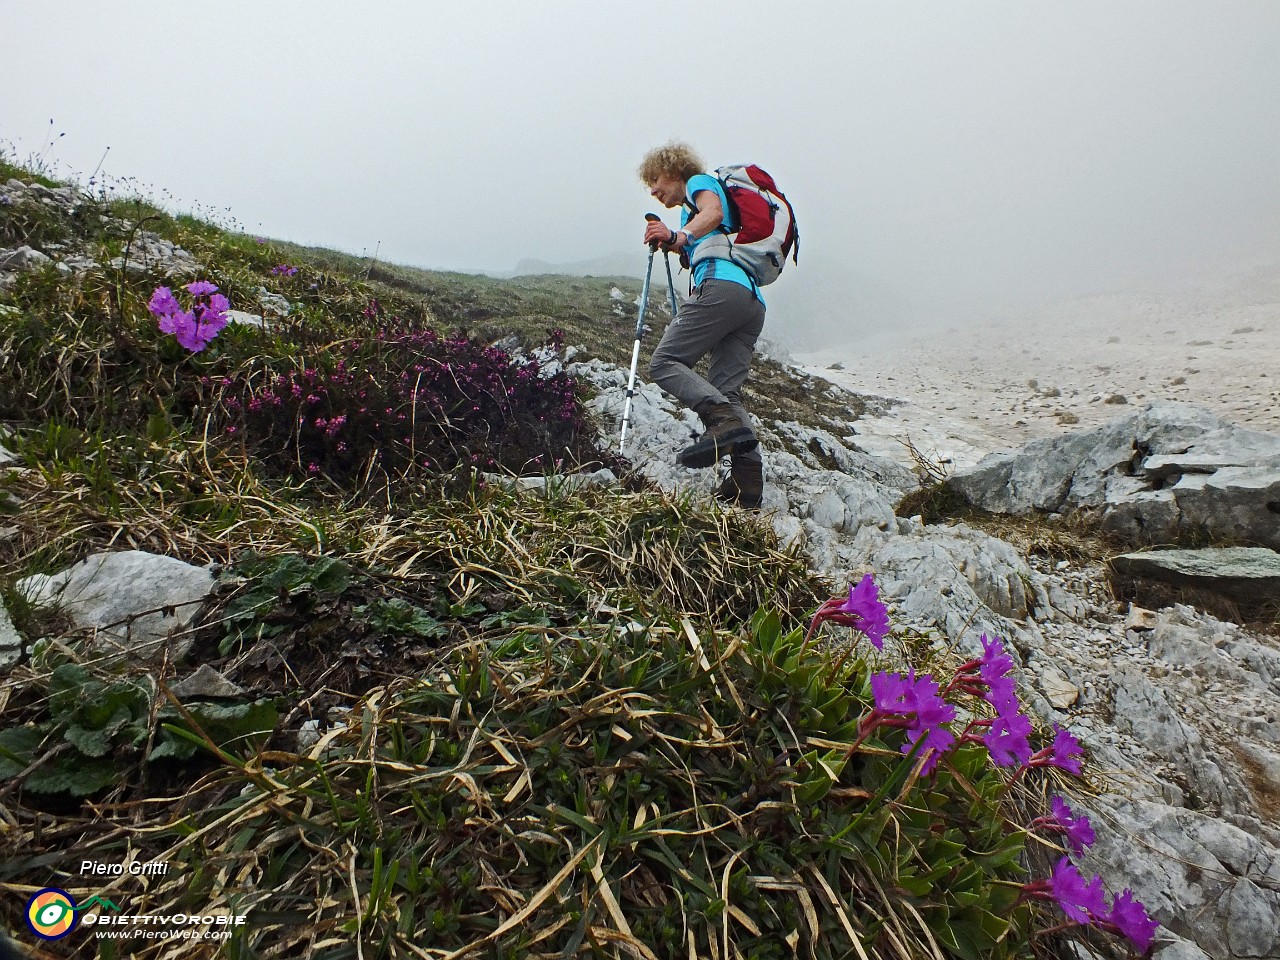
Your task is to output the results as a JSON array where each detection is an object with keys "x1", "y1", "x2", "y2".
[{"x1": 648, "y1": 279, "x2": 766, "y2": 463}]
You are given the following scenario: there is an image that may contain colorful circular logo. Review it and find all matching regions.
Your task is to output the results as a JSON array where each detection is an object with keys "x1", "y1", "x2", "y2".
[{"x1": 26, "y1": 887, "x2": 78, "y2": 940}]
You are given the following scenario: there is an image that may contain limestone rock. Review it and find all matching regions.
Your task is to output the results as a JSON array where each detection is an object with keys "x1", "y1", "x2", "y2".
[
  {"x1": 0, "y1": 600, "x2": 22, "y2": 669},
  {"x1": 0, "y1": 245, "x2": 53, "y2": 271},
  {"x1": 482, "y1": 468, "x2": 619, "y2": 494},
  {"x1": 947, "y1": 401, "x2": 1280, "y2": 550},
  {"x1": 170, "y1": 663, "x2": 246, "y2": 699},
  {"x1": 17, "y1": 551, "x2": 216, "y2": 661},
  {"x1": 1127, "y1": 604, "x2": 1160, "y2": 631},
  {"x1": 1081, "y1": 796, "x2": 1280, "y2": 960},
  {"x1": 226, "y1": 308, "x2": 267, "y2": 328},
  {"x1": 1038, "y1": 661, "x2": 1080, "y2": 709},
  {"x1": 1110, "y1": 547, "x2": 1280, "y2": 605}
]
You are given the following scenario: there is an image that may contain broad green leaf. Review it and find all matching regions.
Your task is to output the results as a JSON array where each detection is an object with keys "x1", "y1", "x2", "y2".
[{"x1": 25, "y1": 756, "x2": 118, "y2": 796}]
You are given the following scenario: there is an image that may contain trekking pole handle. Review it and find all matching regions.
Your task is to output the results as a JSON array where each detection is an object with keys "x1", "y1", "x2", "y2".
[{"x1": 645, "y1": 212, "x2": 664, "y2": 250}]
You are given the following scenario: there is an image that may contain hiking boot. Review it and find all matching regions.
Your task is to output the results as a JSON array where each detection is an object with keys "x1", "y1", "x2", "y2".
[
  {"x1": 714, "y1": 456, "x2": 764, "y2": 509},
  {"x1": 678, "y1": 401, "x2": 757, "y2": 469}
]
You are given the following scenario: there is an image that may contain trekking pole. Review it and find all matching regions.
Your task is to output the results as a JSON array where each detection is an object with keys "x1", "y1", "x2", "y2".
[{"x1": 620, "y1": 214, "x2": 661, "y2": 453}]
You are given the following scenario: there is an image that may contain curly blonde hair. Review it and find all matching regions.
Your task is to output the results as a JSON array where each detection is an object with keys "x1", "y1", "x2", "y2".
[{"x1": 638, "y1": 142, "x2": 704, "y2": 184}]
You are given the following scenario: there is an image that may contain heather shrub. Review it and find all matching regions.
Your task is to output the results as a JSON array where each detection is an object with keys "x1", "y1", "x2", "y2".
[{"x1": 197, "y1": 312, "x2": 603, "y2": 486}]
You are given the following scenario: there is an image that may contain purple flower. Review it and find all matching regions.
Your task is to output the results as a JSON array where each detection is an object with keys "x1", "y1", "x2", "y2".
[
  {"x1": 150, "y1": 282, "x2": 232, "y2": 353},
  {"x1": 869, "y1": 670, "x2": 956, "y2": 773},
  {"x1": 170, "y1": 313, "x2": 208, "y2": 353},
  {"x1": 157, "y1": 308, "x2": 192, "y2": 338},
  {"x1": 1048, "y1": 857, "x2": 1108, "y2": 924},
  {"x1": 978, "y1": 634, "x2": 1018, "y2": 711},
  {"x1": 270, "y1": 264, "x2": 298, "y2": 277},
  {"x1": 807, "y1": 574, "x2": 890, "y2": 648},
  {"x1": 1049, "y1": 796, "x2": 1096, "y2": 855},
  {"x1": 983, "y1": 710, "x2": 1034, "y2": 768},
  {"x1": 148, "y1": 286, "x2": 180, "y2": 317},
  {"x1": 1106, "y1": 889, "x2": 1159, "y2": 951},
  {"x1": 1043, "y1": 724, "x2": 1084, "y2": 775}
]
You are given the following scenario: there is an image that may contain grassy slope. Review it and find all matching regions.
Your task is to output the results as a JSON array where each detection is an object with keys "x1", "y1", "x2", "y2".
[{"x1": 0, "y1": 159, "x2": 1101, "y2": 960}]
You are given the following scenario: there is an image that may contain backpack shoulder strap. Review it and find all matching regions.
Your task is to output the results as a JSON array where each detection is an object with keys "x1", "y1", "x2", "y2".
[{"x1": 685, "y1": 174, "x2": 736, "y2": 234}]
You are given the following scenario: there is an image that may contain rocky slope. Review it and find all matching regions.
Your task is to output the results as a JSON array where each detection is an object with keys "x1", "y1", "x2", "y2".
[{"x1": 584, "y1": 363, "x2": 1280, "y2": 960}]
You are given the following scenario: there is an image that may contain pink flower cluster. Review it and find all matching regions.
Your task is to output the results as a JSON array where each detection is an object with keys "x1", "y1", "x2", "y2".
[
  {"x1": 149, "y1": 281, "x2": 229, "y2": 353},
  {"x1": 200, "y1": 315, "x2": 594, "y2": 483}
]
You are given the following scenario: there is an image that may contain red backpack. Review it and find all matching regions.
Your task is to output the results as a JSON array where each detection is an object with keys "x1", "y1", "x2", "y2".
[{"x1": 687, "y1": 164, "x2": 799, "y2": 285}]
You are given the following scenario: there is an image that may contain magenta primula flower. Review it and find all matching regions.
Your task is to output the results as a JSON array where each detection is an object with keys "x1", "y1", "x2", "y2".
[
  {"x1": 870, "y1": 670, "x2": 919, "y2": 715},
  {"x1": 946, "y1": 633, "x2": 1019, "y2": 711},
  {"x1": 1048, "y1": 857, "x2": 1108, "y2": 924},
  {"x1": 978, "y1": 633, "x2": 1018, "y2": 711},
  {"x1": 185, "y1": 280, "x2": 218, "y2": 296},
  {"x1": 1038, "y1": 724, "x2": 1085, "y2": 775},
  {"x1": 868, "y1": 670, "x2": 957, "y2": 773},
  {"x1": 983, "y1": 709, "x2": 1034, "y2": 768},
  {"x1": 1050, "y1": 796, "x2": 1096, "y2": 854},
  {"x1": 1104, "y1": 889, "x2": 1159, "y2": 951},
  {"x1": 806, "y1": 573, "x2": 890, "y2": 648},
  {"x1": 148, "y1": 286, "x2": 180, "y2": 317},
  {"x1": 839, "y1": 573, "x2": 890, "y2": 646},
  {"x1": 1030, "y1": 796, "x2": 1096, "y2": 855}
]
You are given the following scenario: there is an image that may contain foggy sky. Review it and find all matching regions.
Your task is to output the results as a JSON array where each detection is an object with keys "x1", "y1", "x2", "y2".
[{"x1": 4, "y1": 2, "x2": 1279, "y2": 350}]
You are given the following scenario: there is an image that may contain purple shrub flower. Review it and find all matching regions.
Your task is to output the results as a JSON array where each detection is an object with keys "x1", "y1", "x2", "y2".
[
  {"x1": 807, "y1": 574, "x2": 890, "y2": 648},
  {"x1": 1104, "y1": 889, "x2": 1159, "y2": 952},
  {"x1": 1047, "y1": 857, "x2": 1108, "y2": 924},
  {"x1": 202, "y1": 317, "x2": 595, "y2": 485}
]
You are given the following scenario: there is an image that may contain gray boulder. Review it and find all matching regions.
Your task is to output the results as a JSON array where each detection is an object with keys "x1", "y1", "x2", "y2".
[
  {"x1": 0, "y1": 245, "x2": 53, "y2": 272},
  {"x1": 1110, "y1": 547, "x2": 1280, "y2": 605},
  {"x1": 947, "y1": 401, "x2": 1280, "y2": 550},
  {"x1": 17, "y1": 550, "x2": 216, "y2": 661}
]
